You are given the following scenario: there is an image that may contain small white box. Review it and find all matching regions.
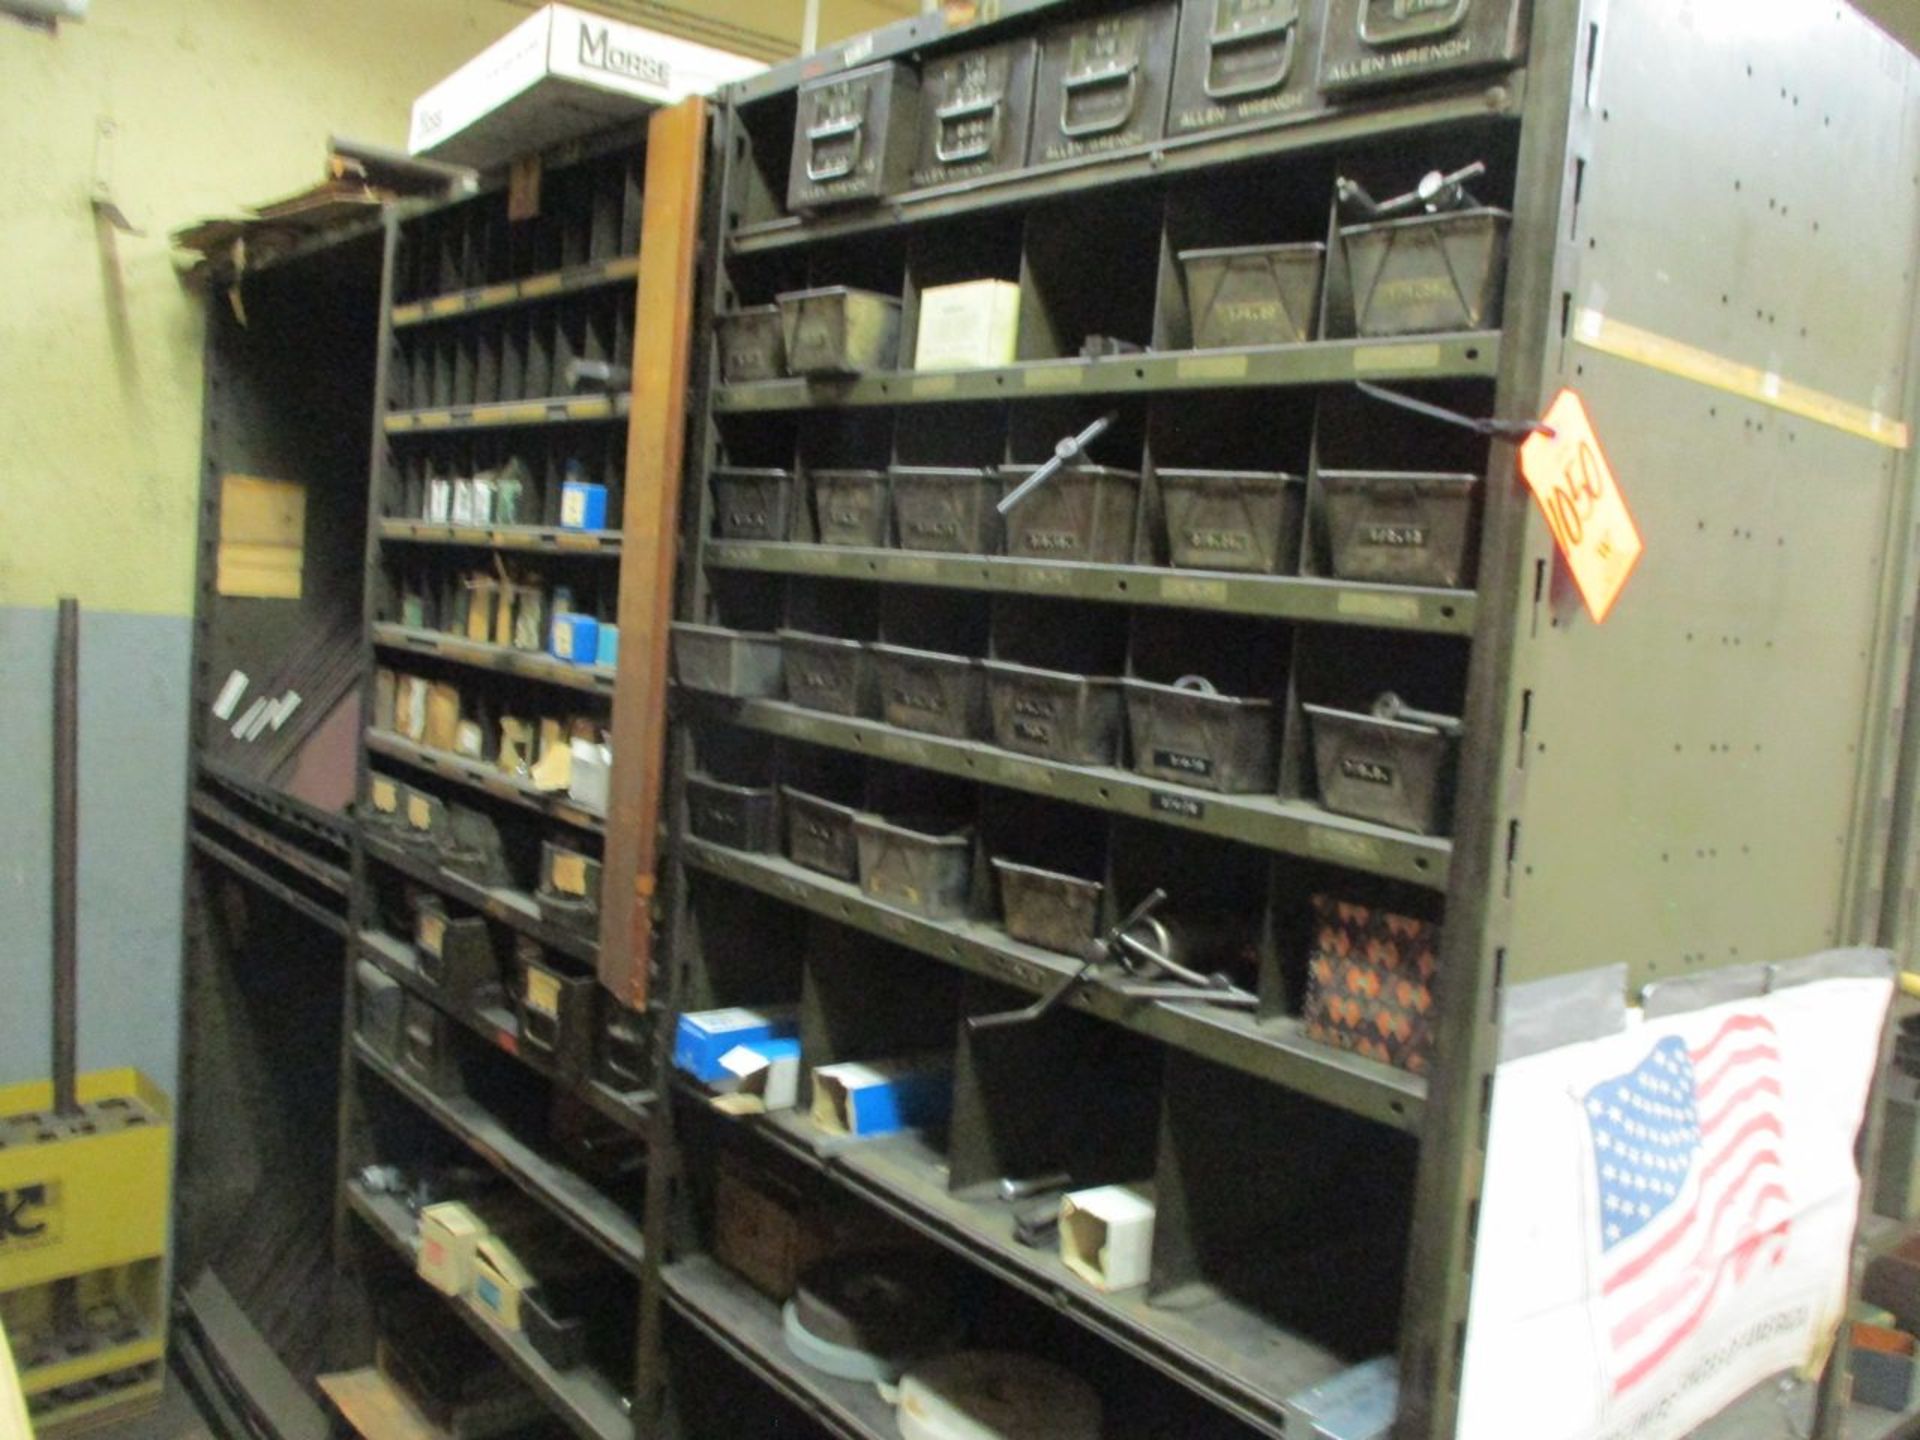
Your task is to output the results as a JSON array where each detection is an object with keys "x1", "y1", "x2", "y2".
[
  {"x1": 409, "y1": 5, "x2": 764, "y2": 170},
  {"x1": 567, "y1": 738, "x2": 611, "y2": 811},
  {"x1": 451, "y1": 479, "x2": 476, "y2": 525},
  {"x1": 417, "y1": 1202, "x2": 486, "y2": 1296},
  {"x1": 914, "y1": 280, "x2": 1022, "y2": 371},
  {"x1": 716, "y1": 1038, "x2": 802, "y2": 1112},
  {"x1": 426, "y1": 479, "x2": 452, "y2": 523},
  {"x1": 1059, "y1": 1184, "x2": 1155, "y2": 1292}
]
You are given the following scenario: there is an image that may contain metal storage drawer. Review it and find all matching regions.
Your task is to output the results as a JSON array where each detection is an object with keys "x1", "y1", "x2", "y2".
[
  {"x1": 1122, "y1": 677, "x2": 1277, "y2": 792},
  {"x1": 778, "y1": 287, "x2": 904, "y2": 375},
  {"x1": 854, "y1": 814, "x2": 973, "y2": 919},
  {"x1": 812, "y1": 469, "x2": 891, "y2": 547},
  {"x1": 687, "y1": 774, "x2": 780, "y2": 853},
  {"x1": 1169, "y1": 0, "x2": 1324, "y2": 136},
  {"x1": 998, "y1": 463, "x2": 1140, "y2": 563},
  {"x1": 717, "y1": 307, "x2": 786, "y2": 383},
  {"x1": 672, "y1": 622, "x2": 785, "y2": 697},
  {"x1": 1157, "y1": 468, "x2": 1305, "y2": 574},
  {"x1": 892, "y1": 466, "x2": 1002, "y2": 554},
  {"x1": 780, "y1": 630, "x2": 877, "y2": 717},
  {"x1": 983, "y1": 660, "x2": 1126, "y2": 766},
  {"x1": 873, "y1": 644, "x2": 988, "y2": 740},
  {"x1": 994, "y1": 858, "x2": 1104, "y2": 956},
  {"x1": 1030, "y1": 3, "x2": 1180, "y2": 166},
  {"x1": 1318, "y1": 0, "x2": 1528, "y2": 94},
  {"x1": 1179, "y1": 242, "x2": 1326, "y2": 348},
  {"x1": 1341, "y1": 207, "x2": 1510, "y2": 336},
  {"x1": 788, "y1": 61, "x2": 921, "y2": 211},
  {"x1": 782, "y1": 786, "x2": 863, "y2": 880},
  {"x1": 1319, "y1": 471, "x2": 1480, "y2": 588},
  {"x1": 1305, "y1": 702, "x2": 1458, "y2": 835},
  {"x1": 914, "y1": 39, "x2": 1040, "y2": 188}
]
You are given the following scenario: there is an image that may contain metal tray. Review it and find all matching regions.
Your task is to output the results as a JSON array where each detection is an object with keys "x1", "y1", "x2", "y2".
[
  {"x1": 812, "y1": 469, "x2": 891, "y2": 547},
  {"x1": 1123, "y1": 677, "x2": 1277, "y2": 793},
  {"x1": 712, "y1": 467, "x2": 797, "y2": 542},
  {"x1": 1157, "y1": 468, "x2": 1305, "y2": 574},
  {"x1": 1319, "y1": 471, "x2": 1480, "y2": 588},
  {"x1": 891, "y1": 466, "x2": 1002, "y2": 554},
  {"x1": 872, "y1": 644, "x2": 987, "y2": 740},
  {"x1": 913, "y1": 37, "x2": 1041, "y2": 188},
  {"x1": 778, "y1": 287, "x2": 903, "y2": 375},
  {"x1": 717, "y1": 306, "x2": 787, "y2": 383},
  {"x1": 671, "y1": 622, "x2": 785, "y2": 697},
  {"x1": 998, "y1": 463, "x2": 1140, "y2": 563},
  {"x1": 854, "y1": 814, "x2": 974, "y2": 919},
  {"x1": 1340, "y1": 208, "x2": 1510, "y2": 336},
  {"x1": 687, "y1": 774, "x2": 780, "y2": 853},
  {"x1": 983, "y1": 660, "x2": 1126, "y2": 766},
  {"x1": 1179, "y1": 242, "x2": 1327, "y2": 348},
  {"x1": 781, "y1": 786, "x2": 863, "y2": 880},
  {"x1": 993, "y1": 857, "x2": 1104, "y2": 956},
  {"x1": 1304, "y1": 703, "x2": 1458, "y2": 835},
  {"x1": 779, "y1": 630, "x2": 877, "y2": 717}
]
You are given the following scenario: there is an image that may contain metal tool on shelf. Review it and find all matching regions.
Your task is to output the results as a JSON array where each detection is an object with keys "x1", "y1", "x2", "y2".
[
  {"x1": 1371, "y1": 691, "x2": 1465, "y2": 736},
  {"x1": 969, "y1": 889, "x2": 1257, "y2": 1031},
  {"x1": 996, "y1": 410, "x2": 1119, "y2": 516},
  {"x1": 1337, "y1": 160, "x2": 1488, "y2": 220}
]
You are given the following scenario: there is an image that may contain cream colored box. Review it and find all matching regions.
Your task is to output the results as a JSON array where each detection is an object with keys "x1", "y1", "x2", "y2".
[
  {"x1": 417, "y1": 1201, "x2": 487, "y2": 1296},
  {"x1": 914, "y1": 280, "x2": 1021, "y2": 371},
  {"x1": 1059, "y1": 1183, "x2": 1155, "y2": 1292}
]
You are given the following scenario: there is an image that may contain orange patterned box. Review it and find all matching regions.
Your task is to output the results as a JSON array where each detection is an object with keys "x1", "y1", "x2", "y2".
[{"x1": 1303, "y1": 896, "x2": 1440, "y2": 1075}]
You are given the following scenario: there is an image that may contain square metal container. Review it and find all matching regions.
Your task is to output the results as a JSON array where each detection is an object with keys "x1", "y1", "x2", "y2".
[
  {"x1": 356, "y1": 961, "x2": 404, "y2": 1061},
  {"x1": 717, "y1": 306, "x2": 787, "y2": 384},
  {"x1": 1123, "y1": 677, "x2": 1277, "y2": 792},
  {"x1": 415, "y1": 906, "x2": 499, "y2": 1007},
  {"x1": 687, "y1": 774, "x2": 780, "y2": 853},
  {"x1": 872, "y1": 644, "x2": 988, "y2": 740},
  {"x1": 998, "y1": 463, "x2": 1140, "y2": 563},
  {"x1": 891, "y1": 466, "x2": 1003, "y2": 553},
  {"x1": 993, "y1": 858, "x2": 1104, "y2": 956},
  {"x1": 671, "y1": 621, "x2": 786, "y2": 697},
  {"x1": 778, "y1": 287, "x2": 904, "y2": 375},
  {"x1": 1304, "y1": 703, "x2": 1458, "y2": 835},
  {"x1": 781, "y1": 786, "x2": 863, "y2": 880},
  {"x1": 780, "y1": 630, "x2": 877, "y2": 717},
  {"x1": 1340, "y1": 207, "x2": 1510, "y2": 335},
  {"x1": 1179, "y1": 242, "x2": 1327, "y2": 348},
  {"x1": 1168, "y1": 0, "x2": 1325, "y2": 137},
  {"x1": 439, "y1": 805, "x2": 513, "y2": 889},
  {"x1": 788, "y1": 61, "x2": 922, "y2": 212},
  {"x1": 854, "y1": 815, "x2": 974, "y2": 919},
  {"x1": 1319, "y1": 0, "x2": 1528, "y2": 95},
  {"x1": 1157, "y1": 468, "x2": 1306, "y2": 574},
  {"x1": 537, "y1": 843, "x2": 602, "y2": 939},
  {"x1": 812, "y1": 469, "x2": 891, "y2": 547},
  {"x1": 913, "y1": 38, "x2": 1041, "y2": 188},
  {"x1": 1030, "y1": 3, "x2": 1181, "y2": 166},
  {"x1": 597, "y1": 1005, "x2": 655, "y2": 1094},
  {"x1": 1319, "y1": 471, "x2": 1480, "y2": 588},
  {"x1": 400, "y1": 995, "x2": 465, "y2": 1097},
  {"x1": 983, "y1": 660, "x2": 1127, "y2": 766},
  {"x1": 712, "y1": 467, "x2": 797, "y2": 542},
  {"x1": 517, "y1": 956, "x2": 598, "y2": 1074}
]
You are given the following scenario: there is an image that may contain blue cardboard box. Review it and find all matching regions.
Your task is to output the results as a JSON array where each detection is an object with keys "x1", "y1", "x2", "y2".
[
  {"x1": 809, "y1": 1056, "x2": 952, "y2": 1138},
  {"x1": 551, "y1": 613, "x2": 600, "y2": 664},
  {"x1": 595, "y1": 623, "x2": 620, "y2": 669},
  {"x1": 560, "y1": 480, "x2": 608, "y2": 531},
  {"x1": 673, "y1": 1006, "x2": 801, "y2": 1084}
]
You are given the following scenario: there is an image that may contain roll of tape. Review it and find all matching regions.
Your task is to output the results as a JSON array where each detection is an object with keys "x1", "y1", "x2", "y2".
[{"x1": 896, "y1": 1352, "x2": 1102, "y2": 1440}]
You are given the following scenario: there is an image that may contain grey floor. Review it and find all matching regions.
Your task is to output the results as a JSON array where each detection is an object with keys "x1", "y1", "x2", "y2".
[{"x1": 84, "y1": 1376, "x2": 217, "y2": 1440}]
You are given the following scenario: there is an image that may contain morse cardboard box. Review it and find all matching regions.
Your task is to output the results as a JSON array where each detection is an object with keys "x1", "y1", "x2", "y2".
[{"x1": 409, "y1": 5, "x2": 763, "y2": 170}]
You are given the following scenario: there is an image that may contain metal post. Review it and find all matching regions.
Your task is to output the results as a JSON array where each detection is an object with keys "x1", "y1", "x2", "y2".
[
  {"x1": 52, "y1": 596, "x2": 80, "y2": 1118},
  {"x1": 801, "y1": 0, "x2": 821, "y2": 53}
]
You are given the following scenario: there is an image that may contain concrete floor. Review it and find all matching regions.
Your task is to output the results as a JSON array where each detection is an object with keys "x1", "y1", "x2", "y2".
[{"x1": 84, "y1": 1377, "x2": 217, "y2": 1440}]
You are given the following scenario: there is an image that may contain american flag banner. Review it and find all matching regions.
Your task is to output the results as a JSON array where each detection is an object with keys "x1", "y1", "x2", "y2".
[{"x1": 1587, "y1": 1016, "x2": 1790, "y2": 1398}]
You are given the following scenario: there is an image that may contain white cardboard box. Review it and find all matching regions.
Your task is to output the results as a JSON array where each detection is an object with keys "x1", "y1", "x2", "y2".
[
  {"x1": 914, "y1": 279, "x2": 1022, "y2": 371},
  {"x1": 409, "y1": 5, "x2": 763, "y2": 169},
  {"x1": 1059, "y1": 1184, "x2": 1156, "y2": 1292}
]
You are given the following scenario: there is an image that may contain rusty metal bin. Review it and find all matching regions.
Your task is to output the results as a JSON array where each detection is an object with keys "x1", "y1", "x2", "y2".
[
  {"x1": 687, "y1": 775, "x2": 780, "y2": 853},
  {"x1": 1319, "y1": 471, "x2": 1480, "y2": 588},
  {"x1": 855, "y1": 814, "x2": 974, "y2": 919},
  {"x1": 812, "y1": 469, "x2": 891, "y2": 547},
  {"x1": 993, "y1": 857, "x2": 1103, "y2": 956},
  {"x1": 873, "y1": 644, "x2": 987, "y2": 739},
  {"x1": 998, "y1": 464, "x2": 1140, "y2": 563},
  {"x1": 671, "y1": 622, "x2": 785, "y2": 697},
  {"x1": 717, "y1": 306, "x2": 787, "y2": 383},
  {"x1": 1123, "y1": 677, "x2": 1276, "y2": 793},
  {"x1": 778, "y1": 287, "x2": 903, "y2": 375},
  {"x1": 1179, "y1": 243, "x2": 1326, "y2": 348},
  {"x1": 892, "y1": 466, "x2": 1002, "y2": 554},
  {"x1": 1304, "y1": 702, "x2": 1459, "y2": 835},
  {"x1": 1340, "y1": 208, "x2": 1510, "y2": 336},
  {"x1": 1158, "y1": 468, "x2": 1305, "y2": 574},
  {"x1": 782, "y1": 787, "x2": 863, "y2": 880},
  {"x1": 780, "y1": 630, "x2": 877, "y2": 717},
  {"x1": 712, "y1": 467, "x2": 797, "y2": 542},
  {"x1": 983, "y1": 660, "x2": 1126, "y2": 766}
]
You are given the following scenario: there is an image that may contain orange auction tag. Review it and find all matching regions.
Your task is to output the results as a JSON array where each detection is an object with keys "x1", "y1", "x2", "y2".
[{"x1": 1519, "y1": 389, "x2": 1644, "y2": 623}]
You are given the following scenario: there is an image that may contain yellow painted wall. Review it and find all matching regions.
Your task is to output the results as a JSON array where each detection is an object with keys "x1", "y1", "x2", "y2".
[{"x1": 0, "y1": 0, "x2": 913, "y2": 618}]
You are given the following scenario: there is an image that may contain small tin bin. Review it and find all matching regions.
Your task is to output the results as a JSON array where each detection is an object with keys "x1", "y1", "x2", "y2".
[
  {"x1": 1123, "y1": 677, "x2": 1277, "y2": 793},
  {"x1": 782, "y1": 787, "x2": 863, "y2": 881},
  {"x1": 1304, "y1": 703, "x2": 1459, "y2": 836},
  {"x1": 780, "y1": 630, "x2": 877, "y2": 717},
  {"x1": 983, "y1": 660, "x2": 1127, "y2": 766},
  {"x1": 1157, "y1": 468, "x2": 1305, "y2": 574},
  {"x1": 812, "y1": 469, "x2": 892, "y2": 547},
  {"x1": 712, "y1": 467, "x2": 798, "y2": 541},
  {"x1": 717, "y1": 307, "x2": 788, "y2": 383},
  {"x1": 778, "y1": 287, "x2": 903, "y2": 375},
  {"x1": 1319, "y1": 471, "x2": 1481, "y2": 588},
  {"x1": 537, "y1": 843, "x2": 601, "y2": 939},
  {"x1": 672, "y1": 622, "x2": 786, "y2": 697},
  {"x1": 597, "y1": 1005, "x2": 655, "y2": 1094},
  {"x1": 400, "y1": 995, "x2": 465, "y2": 1097},
  {"x1": 998, "y1": 464, "x2": 1140, "y2": 563},
  {"x1": 891, "y1": 466, "x2": 1002, "y2": 554},
  {"x1": 1179, "y1": 242, "x2": 1327, "y2": 348},
  {"x1": 517, "y1": 953, "x2": 598, "y2": 1075},
  {"x1": 687, "y1": 774, "x2": 780, "y2": 852},
  {"x1": 1340, "y1": 208, "x2": 1511, "y2": 336},
  {"x1": 855, "y1": 815, "x2": 974, "y2": 919},
  {"x1": 873, "y1": 644, "x2": 988, "y2": 740},
  {"x1": 993, "y1": 858, "x2": 1104, "y2": 956},
  {"x1": 356, "y1": 962, "x2": 404, "y2": 1061}
]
